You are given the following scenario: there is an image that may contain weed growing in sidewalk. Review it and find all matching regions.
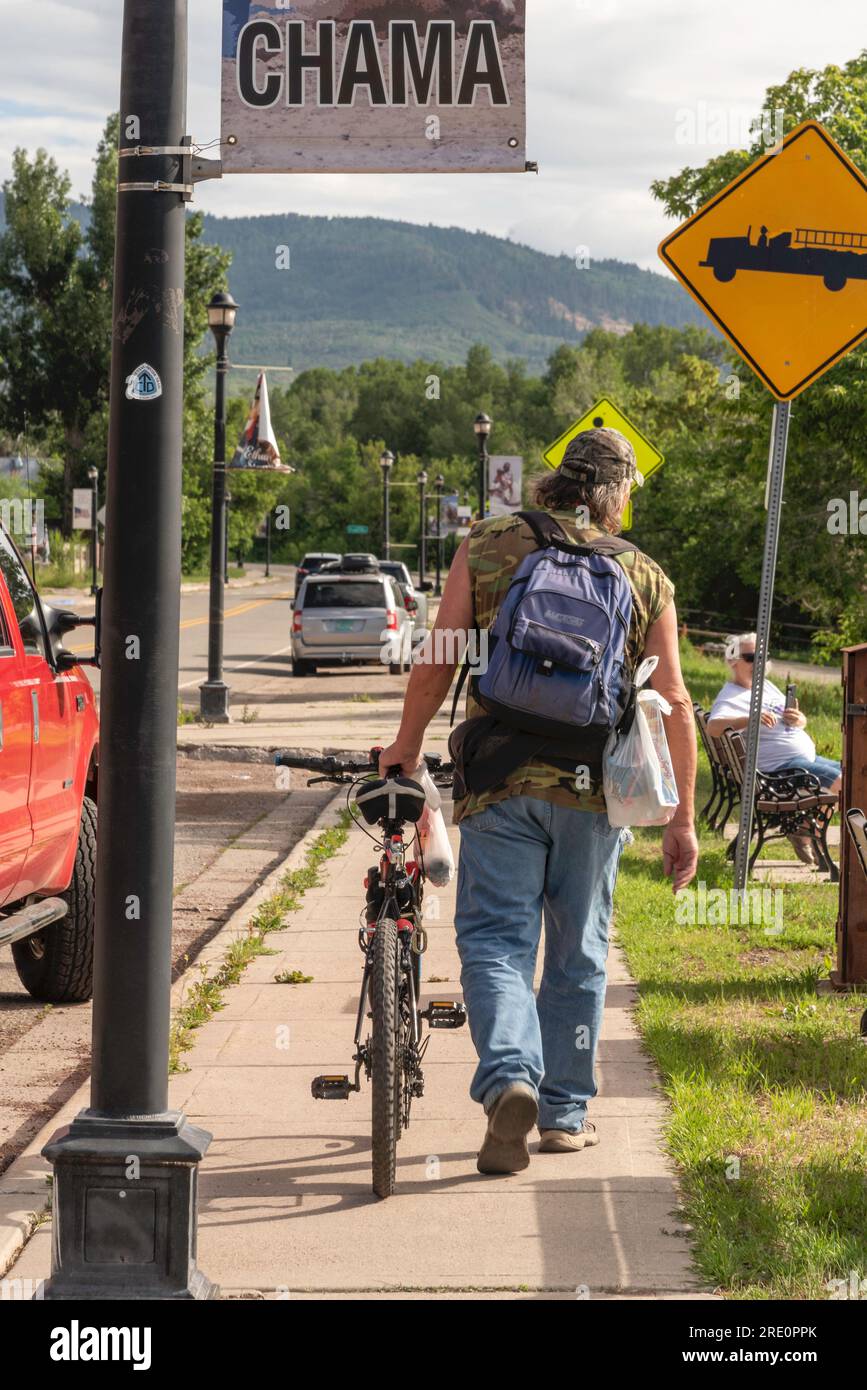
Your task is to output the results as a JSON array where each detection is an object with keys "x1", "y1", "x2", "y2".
[
  {"x1": 168, "y1": 811, "x2": 351, "y2": 1072},
  {"x1": 274, "y1": 969, "x2": 314, "y2": 984}
]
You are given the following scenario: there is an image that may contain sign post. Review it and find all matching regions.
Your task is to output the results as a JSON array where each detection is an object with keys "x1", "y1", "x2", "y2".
[
  {"x1": 41, "y1": 0, "x2": 215, "y2": 1301},
  {"x1": 659, "y1": 120, "x2": 867, "y2": 889}
]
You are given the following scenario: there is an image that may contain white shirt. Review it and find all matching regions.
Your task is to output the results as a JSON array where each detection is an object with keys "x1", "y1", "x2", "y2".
[{"x1": 709, "y1": 679, "x2": 816, "y2": 772}]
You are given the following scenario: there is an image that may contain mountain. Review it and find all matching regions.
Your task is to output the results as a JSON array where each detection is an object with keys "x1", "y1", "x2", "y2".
[
  {"x1": 0, "y1": 192, "x2": 706, "y2": 374},
  {"x1": 200, "y1": 213, "x2": 707, "y2": 375}
]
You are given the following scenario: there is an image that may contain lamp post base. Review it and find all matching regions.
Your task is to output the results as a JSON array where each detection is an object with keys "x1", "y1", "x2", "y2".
[
  {"x1": 199, "y1": 680, "x2": 231, "y2": 723},
  {"x1": 40, "y1": 1109, "x2": 217, "y2": 1301}
]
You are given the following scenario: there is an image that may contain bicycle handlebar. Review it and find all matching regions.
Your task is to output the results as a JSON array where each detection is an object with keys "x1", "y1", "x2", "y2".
[{"x1": 275, "y1": 747, "x2": 453, "y2": 781}]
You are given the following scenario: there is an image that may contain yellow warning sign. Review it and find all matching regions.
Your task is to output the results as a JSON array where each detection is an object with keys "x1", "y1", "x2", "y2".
[
  {"x1": 542, "y1": 397, "x2": 663, "y2": 531},
  {"x1": 658, "y1": 121, "x2": 867, "y2": 401}
]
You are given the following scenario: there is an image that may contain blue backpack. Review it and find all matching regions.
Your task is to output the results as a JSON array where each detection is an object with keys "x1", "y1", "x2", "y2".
[{"x1": 452, "y1": 512, "x2": 638, "y2": 765}]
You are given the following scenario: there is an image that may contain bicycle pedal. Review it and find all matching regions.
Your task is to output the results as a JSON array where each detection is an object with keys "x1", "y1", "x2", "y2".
[
  {"x1": 421, "y1": 1000, "x2": 468, "y2": 1030},
  {"x1": 311, "y1": 1074, "x2": 352, "y2": 1100}
]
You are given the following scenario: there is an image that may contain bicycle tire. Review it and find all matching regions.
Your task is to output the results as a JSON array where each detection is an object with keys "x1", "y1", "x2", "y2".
[{"x1": 371, "y1": 916, "x2": 401, "y2": 1198}]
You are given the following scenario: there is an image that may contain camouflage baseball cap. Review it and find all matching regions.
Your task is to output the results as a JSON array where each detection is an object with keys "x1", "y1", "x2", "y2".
[{"x1": 559, "y1": 428, "x2": 643, "y2": 486}]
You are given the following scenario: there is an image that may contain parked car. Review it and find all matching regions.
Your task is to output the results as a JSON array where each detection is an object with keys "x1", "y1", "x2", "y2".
[
  {"x1": 0, "y1": 524, "x2": 99, "y2": 1000},
  {"x1": 293, "y1": 551, "x2": 342, "y2": 597},
  {"x1": 377, "y1": 560, "x2": 429, "y2": 646},
  {"x1": 291, "y1": 567, "x2": 413, "y2": 676}
]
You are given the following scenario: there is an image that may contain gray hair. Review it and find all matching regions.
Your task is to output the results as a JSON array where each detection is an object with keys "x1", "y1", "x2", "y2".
[{"x1": 529, "y1": 470, "x2": 631, "y2": 533}]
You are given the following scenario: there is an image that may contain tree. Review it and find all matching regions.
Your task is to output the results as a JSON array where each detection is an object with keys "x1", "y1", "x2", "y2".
[
  {"x1": 0, "y1": 118, "x2": 231, "y2": 558},
  {"x1": 651, "y1": 52, "x2": 867, "y2": 655}
]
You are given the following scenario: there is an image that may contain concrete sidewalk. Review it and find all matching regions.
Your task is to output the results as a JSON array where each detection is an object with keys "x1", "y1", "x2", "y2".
[{"x1": 3, "y1": 799, "x2": 713, "y2": 1300}]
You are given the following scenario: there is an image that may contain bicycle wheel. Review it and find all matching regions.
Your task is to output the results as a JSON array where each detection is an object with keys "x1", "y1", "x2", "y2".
[{"x1": 371, "y1": 916, "x2": 401, "y2": 1198}]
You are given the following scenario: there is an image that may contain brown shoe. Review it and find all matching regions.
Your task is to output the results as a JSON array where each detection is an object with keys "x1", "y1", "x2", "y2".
[
  {"x1": 538, "y1": 1121, "x2": 600, "y2": 1153},
  {"x1": 477, "y1": 1083, "x2": 538, "y2": 1175}
]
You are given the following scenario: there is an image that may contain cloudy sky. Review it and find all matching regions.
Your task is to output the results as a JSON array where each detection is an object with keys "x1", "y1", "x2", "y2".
[{"x1": 0, "y1": 0, "x2": 864, "y2": 270}]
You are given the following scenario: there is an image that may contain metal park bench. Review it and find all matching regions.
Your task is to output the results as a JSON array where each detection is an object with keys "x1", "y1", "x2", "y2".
[
  {"x1": 693, "y1": 703, "x2": 740, "y2": 834},
  {"x1": 693, "y1": 704, "x2": 839, "y2": 880},
  {"x1": 720, "y1": 729, "x2": 838, "y2": 881}
]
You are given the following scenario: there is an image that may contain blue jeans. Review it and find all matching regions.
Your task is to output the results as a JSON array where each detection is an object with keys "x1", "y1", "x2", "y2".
[
  {"x1": 771, "y1": 754, "x2": 841, "y2": 790},
  {"x1": 455, "y1": 796, "x2": 626, "y2": 1132}
]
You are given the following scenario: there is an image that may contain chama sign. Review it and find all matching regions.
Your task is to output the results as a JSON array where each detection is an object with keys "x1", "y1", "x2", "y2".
[{"x1": 221, "y1": 2, "x2": 526, "y2": 173}]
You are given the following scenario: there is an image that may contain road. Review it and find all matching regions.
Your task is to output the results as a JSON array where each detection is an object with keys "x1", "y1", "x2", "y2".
[{"x1": 56, "y1": 565, "x2": 297, "y2": 698}]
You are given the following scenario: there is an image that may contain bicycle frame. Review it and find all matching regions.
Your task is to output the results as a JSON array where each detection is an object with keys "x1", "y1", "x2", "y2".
[{"x1": 349, "y1": 823, "x2": 429, "y2": 1113}]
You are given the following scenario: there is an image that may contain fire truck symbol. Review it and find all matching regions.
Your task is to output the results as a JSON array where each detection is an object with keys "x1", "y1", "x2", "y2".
[{"x1": 700, "y1": 225, "x2": 867, "y2": 292}]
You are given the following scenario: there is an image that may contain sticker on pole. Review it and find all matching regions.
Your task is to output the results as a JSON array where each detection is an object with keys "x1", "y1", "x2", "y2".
[
  {"x1": 542, "y1": 397, "x2": 663, "y2": 531},
  {"x1": 125, "y1": 364, "x2": 162, "y2": 402},
  {"x1": 659, "y1": 121, "x2": 867, "y2": 401},
  {"x1": 221, "y1": 2, "x2": 527, "y2": 174}
]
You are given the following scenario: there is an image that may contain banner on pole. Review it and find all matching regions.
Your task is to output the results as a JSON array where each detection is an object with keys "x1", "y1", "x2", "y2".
[
  {"x1": 221, "y1": 2, "x2": 527, "y2": 174},
  {"x1": 229, "y1": 372, "x2": 293, "y2": 472},
  {"x1": 72, "y1": 489, "x2": 93, "y2": 529},
  {"x1": 488, "y1": 455, "x2": 522, "y2": 515}
]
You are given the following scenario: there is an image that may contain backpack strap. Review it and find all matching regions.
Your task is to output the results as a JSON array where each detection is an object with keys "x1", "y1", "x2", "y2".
[{"x1": 517, "y1": 510, "x2": 637, "y2": 560}]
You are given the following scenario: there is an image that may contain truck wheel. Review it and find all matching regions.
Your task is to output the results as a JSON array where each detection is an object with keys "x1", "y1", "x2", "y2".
[
  {"x1": 292, "y1": 659, "x2": 315, "y2": 677},
  {"x1": 823, "y1": 269, "x2": 847, "y2": 292},
  {"x1": 11, "y1": 797, "x2": 97, "y2": 1004},
  {"x1": 713, "y1": 265, "x2": 736, "y2": 283}
]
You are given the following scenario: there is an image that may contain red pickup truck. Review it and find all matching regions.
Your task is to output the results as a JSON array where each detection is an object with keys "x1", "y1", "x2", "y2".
[{"x1": 0, "y1": 524, "x2": 99, "y2": 1001}]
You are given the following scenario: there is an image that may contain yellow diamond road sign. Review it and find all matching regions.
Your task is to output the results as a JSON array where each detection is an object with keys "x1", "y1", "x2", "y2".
[
  {"x1": 542, "y1": 397, "x2": 664, "y2": 531},
  {"x1": 659, "y1": 120, "x2": 867, "y2": 401}
]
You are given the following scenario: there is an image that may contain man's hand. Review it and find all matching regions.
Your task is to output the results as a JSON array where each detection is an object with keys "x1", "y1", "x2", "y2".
[
  {"x1": 761, "y1": 709, "x2": 778, "y2": 728},
  {"x1": 378, "y1": 740, "x2": 423, "y2": 779},
  {"x1": 781, "y1": 703, "x2": 806, "y2": 728},
  {"x1": 662, "y1": 823, "x2": 699, "y2": 892}
]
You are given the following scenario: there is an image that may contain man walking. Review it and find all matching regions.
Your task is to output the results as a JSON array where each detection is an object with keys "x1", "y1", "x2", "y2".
[{"x1": 380, "y1": 429, "x2": 698, "y2": 1174}]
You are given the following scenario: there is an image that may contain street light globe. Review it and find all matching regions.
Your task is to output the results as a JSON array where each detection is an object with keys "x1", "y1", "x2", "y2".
[
  {"x1": 435, "y1": 473, "x2": 445, "y2": 489},
  {"x1": 88, "y1": 466, "x2": 98, "y2": 482},
  {"x1": 207, "y1": 290, "x2": 239, "y2": 333},
  {"x1": 474, "y1": 412, "x2": 492, "y2": 438},
  {"x1": 379, "y1": 449, "x2": 394, "y2": 472},
  {"x1": 417, "y1": 470, "x2": 428, "y2": 485}
]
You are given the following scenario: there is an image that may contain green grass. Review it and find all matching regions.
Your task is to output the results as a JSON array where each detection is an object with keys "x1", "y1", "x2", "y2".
[{"x1": 614, "y1": 646, "x2": 866, "y2": 1298}]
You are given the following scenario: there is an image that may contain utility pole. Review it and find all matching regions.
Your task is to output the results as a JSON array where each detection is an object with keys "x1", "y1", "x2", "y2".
[
  {"x1": 41, "y1": 0, "x2": 215, "y2": 1300},
  {"x1": 434, "y1": 473, "x2": 444, "y2": 596},
  {"x1": 417, "y1": 469, "x2": 428, "y2": 588}
]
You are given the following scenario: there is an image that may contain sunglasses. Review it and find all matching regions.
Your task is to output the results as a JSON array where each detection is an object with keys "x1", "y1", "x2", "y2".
[{"x1": 739, "y1": 652, "x2": 756, "y2": 664}]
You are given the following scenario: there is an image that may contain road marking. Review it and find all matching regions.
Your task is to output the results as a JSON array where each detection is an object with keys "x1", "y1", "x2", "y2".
[
  {"x1": 65, "y1": 590, "x2": 292, "y2": 652},
  {"x1": 177, "y1": 642, "x2": 294, "y2": 690}
]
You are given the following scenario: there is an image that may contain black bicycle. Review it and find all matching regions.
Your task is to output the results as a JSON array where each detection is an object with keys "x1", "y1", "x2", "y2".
[{"x1": 274, "y1": 746, "x2": 466, "y2": 1198}]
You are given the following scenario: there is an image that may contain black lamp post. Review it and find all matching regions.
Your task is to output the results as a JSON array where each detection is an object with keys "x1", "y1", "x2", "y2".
[
  {"x1": 474, "y1": 412, "x2": 492, "y2": 520},
  {"x1": 417, "y1": 468, "x2": 428, "y2": 588},
  {"x1": 380, "y1": 449, "x2": 394, "y2": 560},
  {"x1": 199, "y1": 290, "x2": 238, "y2": 723},
  {"x1": 223, "y1": 490, "x2": 230, "y2": 585},
  {"x1": 88, "y1": 465, "x2": 99, "y2": 595},
  {"x1": 434, "y1": 473, "x2": 445, "y2": 596}
]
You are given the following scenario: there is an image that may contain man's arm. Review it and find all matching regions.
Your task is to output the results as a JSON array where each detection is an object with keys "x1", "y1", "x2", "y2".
[
  {"x1": 378, "y1": 539, "x2": 474, "y2": 776},
  {"x1": 642, "y1": 601, "x2": 699, "y2": 891}
]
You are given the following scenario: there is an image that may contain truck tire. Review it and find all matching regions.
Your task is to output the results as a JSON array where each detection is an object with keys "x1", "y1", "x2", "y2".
[{"x1": 11, "y1": 797, "x2": 97, "y2": 1004}]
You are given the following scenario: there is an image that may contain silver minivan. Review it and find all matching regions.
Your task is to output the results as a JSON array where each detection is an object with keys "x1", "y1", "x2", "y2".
[{"x1": 291, "y1": 572, "x2": 413, "y2": 676}]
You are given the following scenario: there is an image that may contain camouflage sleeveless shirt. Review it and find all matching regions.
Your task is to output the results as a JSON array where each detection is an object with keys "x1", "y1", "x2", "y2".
[{"x1": 453, "y1": 510, "x2": 675, "y2": 823}]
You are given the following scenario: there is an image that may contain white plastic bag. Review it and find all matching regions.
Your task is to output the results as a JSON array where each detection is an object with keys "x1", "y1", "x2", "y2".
[
  {"x1": 415, "y1": 762, "x2": 455, "y2": 887},
  {"x1": 602, "y1": 657, "x2": 679, "y2": 827}
]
